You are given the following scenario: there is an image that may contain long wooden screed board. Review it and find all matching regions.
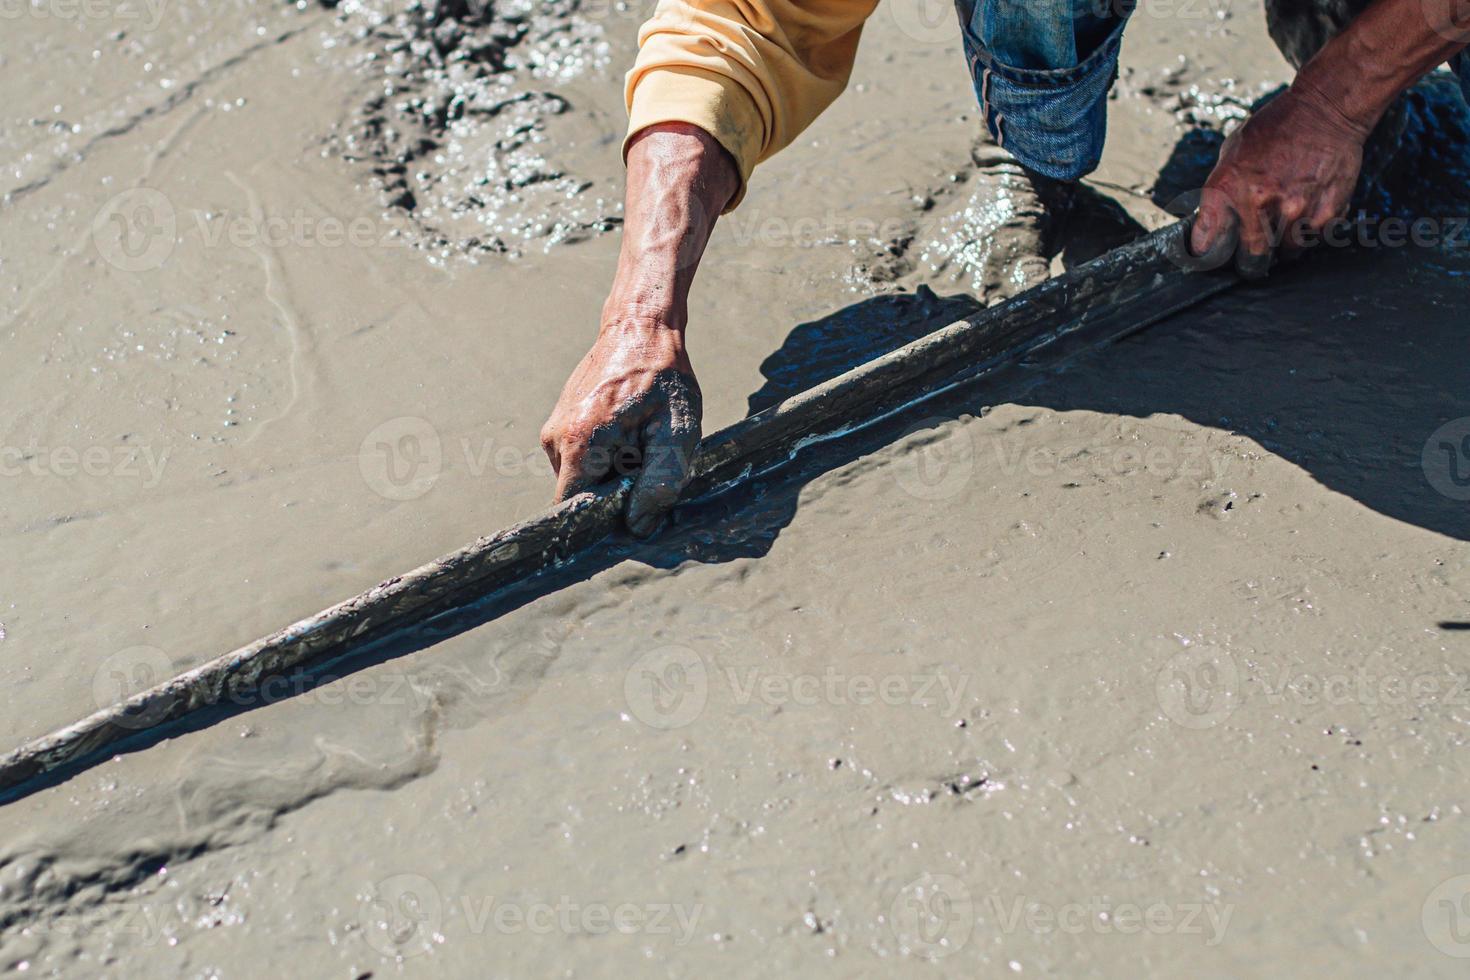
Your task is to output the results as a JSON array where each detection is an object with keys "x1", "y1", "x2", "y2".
[{"x1": 0, "y1": 220, "x2": 1236, "y2": 795}]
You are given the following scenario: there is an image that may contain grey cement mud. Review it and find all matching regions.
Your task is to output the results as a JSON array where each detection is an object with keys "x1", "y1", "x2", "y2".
[{"x1": 2, "y1": 0, "x2": 1469, "y2": 976}]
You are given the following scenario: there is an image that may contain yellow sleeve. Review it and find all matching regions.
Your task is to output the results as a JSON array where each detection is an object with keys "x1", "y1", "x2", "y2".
[{"x1": 625, "y1": 0, "x2": 881, "y2": 211}]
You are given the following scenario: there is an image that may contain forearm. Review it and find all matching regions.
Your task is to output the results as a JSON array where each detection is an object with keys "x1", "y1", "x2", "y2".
[
  {"x1": 603, "y1": 123, "x2": 739, "y2": 332},
  {"x1": 1292, "y1": 0, "x2": 1469, "y2": 135}
]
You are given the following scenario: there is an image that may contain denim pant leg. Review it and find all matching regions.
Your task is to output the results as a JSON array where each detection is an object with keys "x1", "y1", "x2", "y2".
[
  {"x1": 954, "y1": 0, "x2": 1131, "y2": 180},
  {"x1": 1455, "y1": 50, "x2": 1470, "y2": 106}
]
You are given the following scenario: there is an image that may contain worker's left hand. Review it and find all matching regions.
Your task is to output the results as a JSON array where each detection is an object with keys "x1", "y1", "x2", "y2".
[{"x1": 1190, "y1": 83, "x2": 1369, "y2": 277}]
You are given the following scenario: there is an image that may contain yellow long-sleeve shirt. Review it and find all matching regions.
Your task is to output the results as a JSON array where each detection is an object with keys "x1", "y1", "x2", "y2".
[{"x1": 624, "y1": 0, "x2": 882, "y2": 210}]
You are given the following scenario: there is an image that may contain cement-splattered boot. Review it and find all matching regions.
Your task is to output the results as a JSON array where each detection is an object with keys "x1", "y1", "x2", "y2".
[{"x1": 923, "y1": 138, "x2": 1077, "y2": 305}]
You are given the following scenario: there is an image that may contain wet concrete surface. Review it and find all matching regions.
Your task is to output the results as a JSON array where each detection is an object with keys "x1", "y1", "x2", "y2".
[{"x1": 2, "y1": 0, "x2": 1469, "y2": 976}]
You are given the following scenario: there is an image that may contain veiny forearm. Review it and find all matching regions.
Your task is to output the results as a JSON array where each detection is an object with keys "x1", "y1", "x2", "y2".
[
  {"x1": 1293, "y1": 0, "x2": 1470, "y2": 135},
  {"x1": 603, "y1": 123, "x2": 740, "y2": 332}
]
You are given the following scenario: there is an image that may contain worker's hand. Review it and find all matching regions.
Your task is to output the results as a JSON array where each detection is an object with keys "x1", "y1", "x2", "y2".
[
  {"x1": 538, "y1": 123, "x2": 732, "y2": 536},
  {"x1": 1190, "y1": 83, "x2": 1368, "y2": 277},
  {"x1": 540, "y1": 316, "x2": 702, "y2": 537}
]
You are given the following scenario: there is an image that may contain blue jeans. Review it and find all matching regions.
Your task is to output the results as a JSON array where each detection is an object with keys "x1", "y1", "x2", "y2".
[{"x1": 956, "y1": 0, "x2": 1470, "y2": 181}]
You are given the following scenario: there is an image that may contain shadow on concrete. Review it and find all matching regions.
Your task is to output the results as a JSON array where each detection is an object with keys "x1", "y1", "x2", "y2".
[{"x1": 10, "y1": 80, "x2": 1469, "y2": 803}]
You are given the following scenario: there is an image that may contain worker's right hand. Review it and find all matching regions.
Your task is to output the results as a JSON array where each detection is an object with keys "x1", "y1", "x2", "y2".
[
  {"x1": 541, "y1": 122, "x2": 734, "y2": 536},
  {"x1": 540, "y1": 315, "x2": 702, "y2": 538},
  {"x1": 1189, "y1": 83, "x2": 1366, "y2": 277}
]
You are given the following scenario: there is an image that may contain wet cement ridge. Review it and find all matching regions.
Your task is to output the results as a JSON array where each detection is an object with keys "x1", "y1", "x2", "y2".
[
  {"x1": 1, "y1": 23, "x2": 311, "y2": 204},
  {"x1": 0, "y1": 221, "x2": 1236, "y2": 799}
]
